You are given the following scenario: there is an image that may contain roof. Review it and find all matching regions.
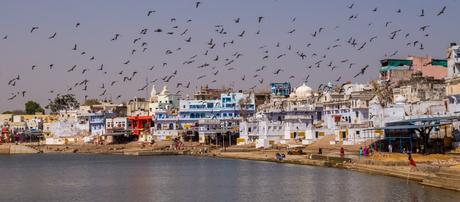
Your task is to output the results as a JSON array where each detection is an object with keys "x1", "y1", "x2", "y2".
[
  {"x1": 387, "y1": 116, "x2": 460, "y2": 125},
  {"x1": 373, "y1": 123, "x2": 447, "y2": 130}
]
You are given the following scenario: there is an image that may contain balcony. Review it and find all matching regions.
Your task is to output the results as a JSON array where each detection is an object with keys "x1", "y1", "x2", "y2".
[
  {"x1": 284, "y1": 115, "x2": 311, "y2": 120},
  {"x1": 89, "y1": 119, "x2": 105, "y2": 124}
]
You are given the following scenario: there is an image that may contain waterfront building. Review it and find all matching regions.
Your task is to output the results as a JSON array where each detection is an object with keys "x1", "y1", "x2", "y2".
[
  {"x1": 150, "y1": 85, "x2": 182, "y2": 141},
  {"x1": 179, "y1": 92, "x2": 255, "y2": 144},
  {"x1": 193, "y1": 85, "x2": 232, "y2": 100},
  {"x1": 446, "y1": 43, "x2": 460, "y2": 114},
  {"x1": 320, "y1": 83, "x2": 374, "y2": 130},
  {"x1": 240, "y1": 83, "x2": 323, "y2": 147},
  {"x1": 392, "y1": 72, "x2": 445, "y2": 104},
  {"x1": 270, "y1": 82, "x2": 291, "y2": 97},
  {"x1": 103, "y1": 117, "x2": 131, "y2": 144},
  {"x1": 128, "y1": 116, "x2": 153, "y2": 142},
  {"x1": 92, "y1": 101, "x2": 127, "y2": 116},
  {"x1": 127, "y1": 97, "x2": 150, "y2": 116},
  {"x1": 317, "y1": 83, "x2": 379, "y2": 145}
]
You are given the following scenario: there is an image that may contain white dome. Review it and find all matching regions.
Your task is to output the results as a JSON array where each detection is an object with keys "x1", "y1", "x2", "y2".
[
  {"x1": 295, "y1": 83, "x2": 312, "y2": 99},
  {"x1": 394, "y1": 95, "x2": 407, "y2": 104}
]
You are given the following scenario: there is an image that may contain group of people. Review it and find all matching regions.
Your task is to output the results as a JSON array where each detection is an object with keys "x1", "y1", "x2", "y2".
[
  {"x1": 275, "y1": 153, "x2": 286, "y2": 161},
  {"x1": 359, "y1": 145, "x2": 374, "y2": 157},
  {"x1": 172, "y1": 137, "x2": 184, "y2": 150}
]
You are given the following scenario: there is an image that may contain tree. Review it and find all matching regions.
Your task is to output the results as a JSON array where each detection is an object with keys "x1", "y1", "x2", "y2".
[
  {"x1": 83, "y1": 99, "x2": 101, "y2": 107},
  {"x1": 25, "y1": 100, "x2": 45, "y2": 115},
  {"x1": 238, "y1": 96, "x2": 253, "y2": 121},
  {"x1": 371, "y1": 80, "x2": 393, "y2": 107},
  {"x1": 2, "y1": 110, "x2": 26, "y2": 115},
  {"x1": 46, "y1": 94, "x2": 80, "y2": 113}
]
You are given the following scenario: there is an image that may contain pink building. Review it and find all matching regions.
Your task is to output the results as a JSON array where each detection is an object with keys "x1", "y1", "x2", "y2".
[
  {"x1": 408, "y1": 56, "x2": 447, "y2": 80},
  {"x1": 380, "y1": 56, "x2": 447, "y2": 83}
]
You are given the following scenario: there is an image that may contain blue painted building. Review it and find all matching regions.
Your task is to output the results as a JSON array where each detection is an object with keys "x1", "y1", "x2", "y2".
[
  {"x1": 179, "y1": 93, "x2": 256, "y2": 144},
  {"x1": 271, "y1": 82, "x2": 291, "y2": 97}
]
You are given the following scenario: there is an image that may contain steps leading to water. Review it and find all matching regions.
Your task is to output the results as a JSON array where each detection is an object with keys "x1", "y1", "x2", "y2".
[
  {"x1": 421, "y1": 168, "x2": 460, "y2": 191},
  {"x1": 123, "y1": 150, "x2": 179, "y2": 156},
  {"x1": 0, "y1": 144, "x2": 39, "y2": 154}
]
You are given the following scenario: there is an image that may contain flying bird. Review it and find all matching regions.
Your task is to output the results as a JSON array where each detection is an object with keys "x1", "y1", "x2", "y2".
[
  {"x1": 258, "y1": 16, "x2": 264, "y2": 23},
  {"x1": 30, "y1": 26, "x2": 39, "y2": 33},
  {"x1": 48, "y1": 32, "x2": 57, "y2": 39},
  {"x1": 147, "y1": 10, "x2": 155, "y2": 16},
  {"x1": 437, "y1": 6, "x2": 446, "y2": 16},
  {"x1": 273, "y1": 69, "x2": 282, "y2": 74}
]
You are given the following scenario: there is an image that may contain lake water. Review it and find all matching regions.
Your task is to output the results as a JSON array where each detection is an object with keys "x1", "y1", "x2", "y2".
[{"x1": 0, "y1": 154, "x2": 459, "y2": 202}]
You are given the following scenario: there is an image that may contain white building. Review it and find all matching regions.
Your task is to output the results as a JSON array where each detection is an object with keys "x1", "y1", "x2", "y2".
[
  {"x1": 240, "y1": 83, "x2": 323, "y2": 147},
  {"x1": 150, "y1": 85, "x2": 182, "y2": 140}
]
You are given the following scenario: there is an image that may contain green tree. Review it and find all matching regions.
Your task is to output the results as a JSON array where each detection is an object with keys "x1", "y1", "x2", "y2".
[
  {"x1": 25, "y1": 100, "x2": 45, "y2": 115},
  {"x1": 46, "y1": 94, "x2": 80, "y2": 113},
  {"x1": 2, "y1": 110, "x2": 26, "y2": 115},
  {"x1": 82, "y1": 99, "x2": 101, "y2": 107}
]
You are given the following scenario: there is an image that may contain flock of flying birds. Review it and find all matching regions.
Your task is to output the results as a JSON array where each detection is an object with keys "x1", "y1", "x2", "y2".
[{"x1": 0, "y1": 2, "x2": 449, "y2": 104}]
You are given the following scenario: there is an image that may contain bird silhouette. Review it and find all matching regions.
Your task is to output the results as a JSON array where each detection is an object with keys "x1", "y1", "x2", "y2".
[
  {"x1": 437, "y1": 6, "x2": 446, "y2": 16},
  {"x1": 30, "y1": 26, "x2": 39, "y2": 33},
  {"x1": 48, "y1": 32, "x2": 57, "y2": 39},
  {"x1": 147, "y1": 10, "x2": 155, "y2": 16},
  {"x1": 258, "y1": 16, "x2": 264, "y2": 23}
]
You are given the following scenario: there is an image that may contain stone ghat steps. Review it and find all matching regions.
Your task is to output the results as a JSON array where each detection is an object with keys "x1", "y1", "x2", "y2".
[
  {"x1": 421, "y1": 178, "x2": 460, "y2": 191},
  {"x1": 0, "y1": 144, "x2": 39, "y2": 154},
  {"x1": 421, "y1": 167, "x2": 460, "y2": 191},
  {"x1": 348, "y1": 164, "x2": 429, "y2": 182},
  {"x1": 435, "y1": 172, "x2": 460, "y2": 180},
  {"x1": 123, "y1": 150, "x2": 179, "y2": 156}
]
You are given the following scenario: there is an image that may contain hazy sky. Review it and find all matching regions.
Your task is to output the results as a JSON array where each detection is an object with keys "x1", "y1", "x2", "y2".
[{"x1": 0, "y1": 0, "x2": 458, "y2": 111}]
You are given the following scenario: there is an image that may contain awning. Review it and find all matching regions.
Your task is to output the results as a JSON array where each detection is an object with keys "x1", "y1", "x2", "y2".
[
  {"x1": 368, "y1": 123, "x2": 447, "y2": 130},
  {"x1": 379, "y1": 65, "x2": 410, "y2": 72}
]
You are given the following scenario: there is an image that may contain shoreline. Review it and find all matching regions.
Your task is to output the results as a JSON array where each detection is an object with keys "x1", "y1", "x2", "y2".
[{"x1": 2, "y1": 143, "x2": 460, "y2": 192}]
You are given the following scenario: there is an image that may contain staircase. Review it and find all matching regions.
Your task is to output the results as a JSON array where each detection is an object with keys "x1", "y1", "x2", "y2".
[{"x1": 422, "y1": 168, "x2": 460, "y2": 191}]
